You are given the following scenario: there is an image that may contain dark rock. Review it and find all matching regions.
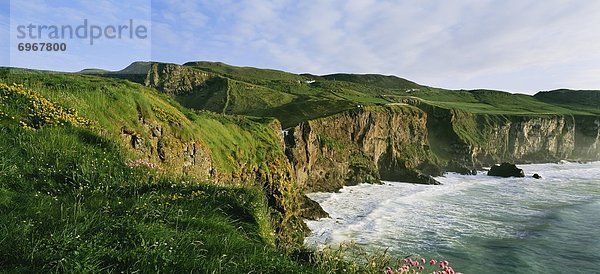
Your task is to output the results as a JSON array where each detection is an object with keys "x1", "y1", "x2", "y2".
[
  {"x1": 487, "y1": 163, "x2": 525, "y2": 178},
  {"x1": 446, "y1": 160, "x2": 477, "y2": 175},
  {"x1": 381, "y1": 167, "x2": 442, "y2": 185},
  {"x1": 418, "y1": 174, "x2": 442, "y2": 185},
  {"x1": 299, "y1": 195, "x2": 329, "y2": 220},
  {"x1": 418, "y1": 161, "x2": 444, "y2": 177},
  {"x1": 532, "y1": 173, "x2": 542, "y2": 179}
]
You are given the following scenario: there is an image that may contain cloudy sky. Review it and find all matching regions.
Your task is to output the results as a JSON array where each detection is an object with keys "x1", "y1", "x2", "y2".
[{"x1": 2, "y1": 0, "x2": 600, "y2": 94}]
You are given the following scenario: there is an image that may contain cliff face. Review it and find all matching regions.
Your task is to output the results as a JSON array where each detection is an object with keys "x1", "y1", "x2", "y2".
[
  {"x1": 115, "y1": 65, "x2": 600, "y2": 194},
  {"x1": 285, "y1": 105, "x2": 438, "y2": 192},
  {"x1": 573, "y1": 116, "x2": 600, "y2": 159},
  {"x1": 144, "y1": 63, "x2": 212, "y2": 95},
  {"x1": 119, "y1": 119, "x2": 214, "y2": 180},
  {"x1": 473, "y1": 115, "x2": 575, "y2": 163},
  {"x1": 284, "y1": 103, "x2": 600, "y2": 192},
  {"x1": 422, "y1": 106, "x2": 599, "y2": 167},
  {"x1": 449, "y1": 111, "x2": 576, "y2": 165}
]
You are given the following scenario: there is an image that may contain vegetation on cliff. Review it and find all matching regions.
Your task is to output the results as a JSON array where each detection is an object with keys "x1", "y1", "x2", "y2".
[
  {"x1": 0, "y1": 79, "x2": 312, "y2": 272},
  {"x1": 1, "y1": 61, "x2": 600, "y2": 272},
  {"x1": 103, "y1": 61, "x2": 600, "y2": 174}
]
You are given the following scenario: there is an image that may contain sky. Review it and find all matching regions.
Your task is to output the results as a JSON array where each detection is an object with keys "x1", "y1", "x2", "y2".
[{"x1": 2, "y1": 0, "x2": 600, "y2": 94}]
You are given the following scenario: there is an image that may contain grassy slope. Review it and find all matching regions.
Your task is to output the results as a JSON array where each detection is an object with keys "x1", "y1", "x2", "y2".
[
  {"x1": 0, "y1": 74, "x2": 316, "y2": 272},
  {"x1": 0, "y1": 70, "x2": 291, "y2": 175},
  {"x1": 0, "y1": 70, "x2": 406, "y2": 274},
  {"x1": 534, "y1": 89, "x2": 600, "y2": 115},
  {"x1": 150, "y1": 62, "x2": 600, "y2": 166},
  {"x1": 0, "y1": 125, "x2": 313, "y2": 273},
  {"x1": 159, "y1": 63, "x2": 393, "y2": 128},
  {"x1": 3, "y1": 63, "x2": 598, "y2": 272},
  {"x1": 131, "y1": 62, "x2": 600, "y2": 129}
]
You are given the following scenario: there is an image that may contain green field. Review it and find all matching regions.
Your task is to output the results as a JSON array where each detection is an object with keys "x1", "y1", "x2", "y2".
[{"x1": 103, "y1": 62, "x2": 600, "y2": 128}]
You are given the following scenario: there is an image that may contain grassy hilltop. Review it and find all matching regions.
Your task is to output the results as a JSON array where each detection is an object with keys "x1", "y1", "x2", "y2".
[
  {"x1": 105, "y1": 61, "x2": 600, "y2": 168},
  {"x1": 105, "y1": 61, "x2": 599, "y2": 128},
  {"x1": 114, "y1": 62, "x2": 600, "y2": 122},
  {"x1": 1, "y1": 62, "x2": 599, "y2": 272},
  {"x1": 0, "y1": 73, "x2": 318, "y2": 272}
]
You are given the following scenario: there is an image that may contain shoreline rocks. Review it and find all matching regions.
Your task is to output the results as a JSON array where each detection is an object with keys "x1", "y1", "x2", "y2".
[{"x1": 487, "y1": 163, "x2": 525, "y2": 177}]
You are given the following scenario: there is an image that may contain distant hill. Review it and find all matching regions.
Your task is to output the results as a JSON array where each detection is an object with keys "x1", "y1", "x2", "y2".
[
  {"x1": 96, "y1": 62, "x2": 598, "y2": 126},
  {"x1": 76, "y1": 61, "x2": 600, "y2": 127},
  {"x1": 78, "y1": 68, "x2": 109, "y2": 74},
  {"x1": 534, "y1": 89, "x2": 600, "y2": 115},
  {"x1": 318, "y1": 73, "x2": 422, "y2": 90},
  {"x1": 184, "y1": 61, "x2": 304, "y2": 82}
]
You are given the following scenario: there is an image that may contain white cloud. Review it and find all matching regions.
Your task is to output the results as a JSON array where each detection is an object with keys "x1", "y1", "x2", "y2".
[{"x1": 7, "y1": 0, "x2": 600, "y2": 92}]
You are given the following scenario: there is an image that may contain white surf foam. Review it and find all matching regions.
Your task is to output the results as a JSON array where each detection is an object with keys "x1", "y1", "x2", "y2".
[{"x1": 304, "y1": 162, "x2": 600, "y2": 256}]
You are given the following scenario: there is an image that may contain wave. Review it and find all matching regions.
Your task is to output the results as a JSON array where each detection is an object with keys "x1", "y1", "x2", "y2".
[{"x1": 304, "y1": 162, "x2": 600, "y2": 273}]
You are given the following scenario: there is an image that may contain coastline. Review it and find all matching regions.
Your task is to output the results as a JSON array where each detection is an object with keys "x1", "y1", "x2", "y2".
[{"x1": 302, "y1": 161, "x2": 600, "y2": 273}]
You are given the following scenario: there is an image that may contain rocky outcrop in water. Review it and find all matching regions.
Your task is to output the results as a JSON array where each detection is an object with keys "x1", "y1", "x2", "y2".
[{"x1": 487, "y1": 163, "x2": 525, "y2": 177}]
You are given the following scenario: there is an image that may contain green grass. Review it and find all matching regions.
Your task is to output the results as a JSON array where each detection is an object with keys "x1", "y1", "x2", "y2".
[
  {"x1": 108, "y1": 62, "x2": 600, "y2": 128},
  {"x1": 0, "y1": 73, "x2": 322, "y2": 272},
  {"x1": 534, "y1": 89, "x2": 600, "y2": 115},
  {"x1": 0, "y1": 71, "x2": 294, "y2": 176},
  {"x1": 319, "y1": 73, "x2": 421, "y2": 90},
  {"x1": 0, "y1": 80, "x2": 316, "y2": 271},
  {"x1": 0, "y1": 124, "x2": 318, "y2": 273},
  {"x1": 184, "y1": 61, "x2": 304, "y2": 82}
]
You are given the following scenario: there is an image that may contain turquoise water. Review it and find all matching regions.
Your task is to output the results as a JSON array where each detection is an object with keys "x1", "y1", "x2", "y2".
[{"x1": 305, "y1": 162, "x2": 600, "y2": 273}]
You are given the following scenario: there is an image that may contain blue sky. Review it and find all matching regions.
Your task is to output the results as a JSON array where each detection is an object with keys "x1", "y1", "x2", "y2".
[{"x1": 2, "y1": 0, "x2": 600, "y2": 94}]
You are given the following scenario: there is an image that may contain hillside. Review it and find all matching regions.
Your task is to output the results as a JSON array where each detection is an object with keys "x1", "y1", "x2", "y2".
[
  {"x1": 0, "y1": 71, "x2": 318, "y2": 272},
  {"x1": 1, "y1": 62, "x2": 599, "y2": 272},
  {"x1": 100, "y1": 62, "x2": 600, "y2": 128},
  {"x1": 100, "y1": 61, "x2": 600, "y2": 174},
  {"x1": 534, "y1": 89, "x2": 600, "y2": 115}
]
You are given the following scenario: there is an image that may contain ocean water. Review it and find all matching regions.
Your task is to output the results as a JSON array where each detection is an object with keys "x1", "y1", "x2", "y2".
[{"x1": 305, "y1": 162, "x2": 600, "y2": 273}]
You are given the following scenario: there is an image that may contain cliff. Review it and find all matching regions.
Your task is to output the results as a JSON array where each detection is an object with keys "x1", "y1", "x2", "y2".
[
  {"x1": 284, "y1": 105, "x2": 439, "y2": 192},
  {"x1": 105, "y1": 62, "x2": 600, "y2": 193},
  {"x1": 410, "y1": 100, "x2": 600, "y2": 167},
  {"x1": 118, "y1": 110, "x2": 306, "y2": 249},
  {"x1": 0, "y1": 74, "x2": 305, "y2": 251},
  {"x1": 573, "y1": 116, "x2": 600, "y2": 159},
  {"x1": 283, "y1": 102, "x2": 600, "y2": 192}
]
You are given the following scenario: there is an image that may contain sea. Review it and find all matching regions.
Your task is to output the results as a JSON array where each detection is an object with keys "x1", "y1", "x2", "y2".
[{"x1": 305, "y1": 161, "x2": 600, "y2": 273}]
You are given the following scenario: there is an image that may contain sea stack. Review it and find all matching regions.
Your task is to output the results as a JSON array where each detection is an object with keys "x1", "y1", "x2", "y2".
[{"x1": 487, "y1": 163, "x2": 525, "y2": 178}]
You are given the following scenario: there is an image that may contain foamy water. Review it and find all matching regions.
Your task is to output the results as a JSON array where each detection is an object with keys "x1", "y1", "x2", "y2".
[{"x1": 305, "y1": 162, "x2": 600, "y2": 273}]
